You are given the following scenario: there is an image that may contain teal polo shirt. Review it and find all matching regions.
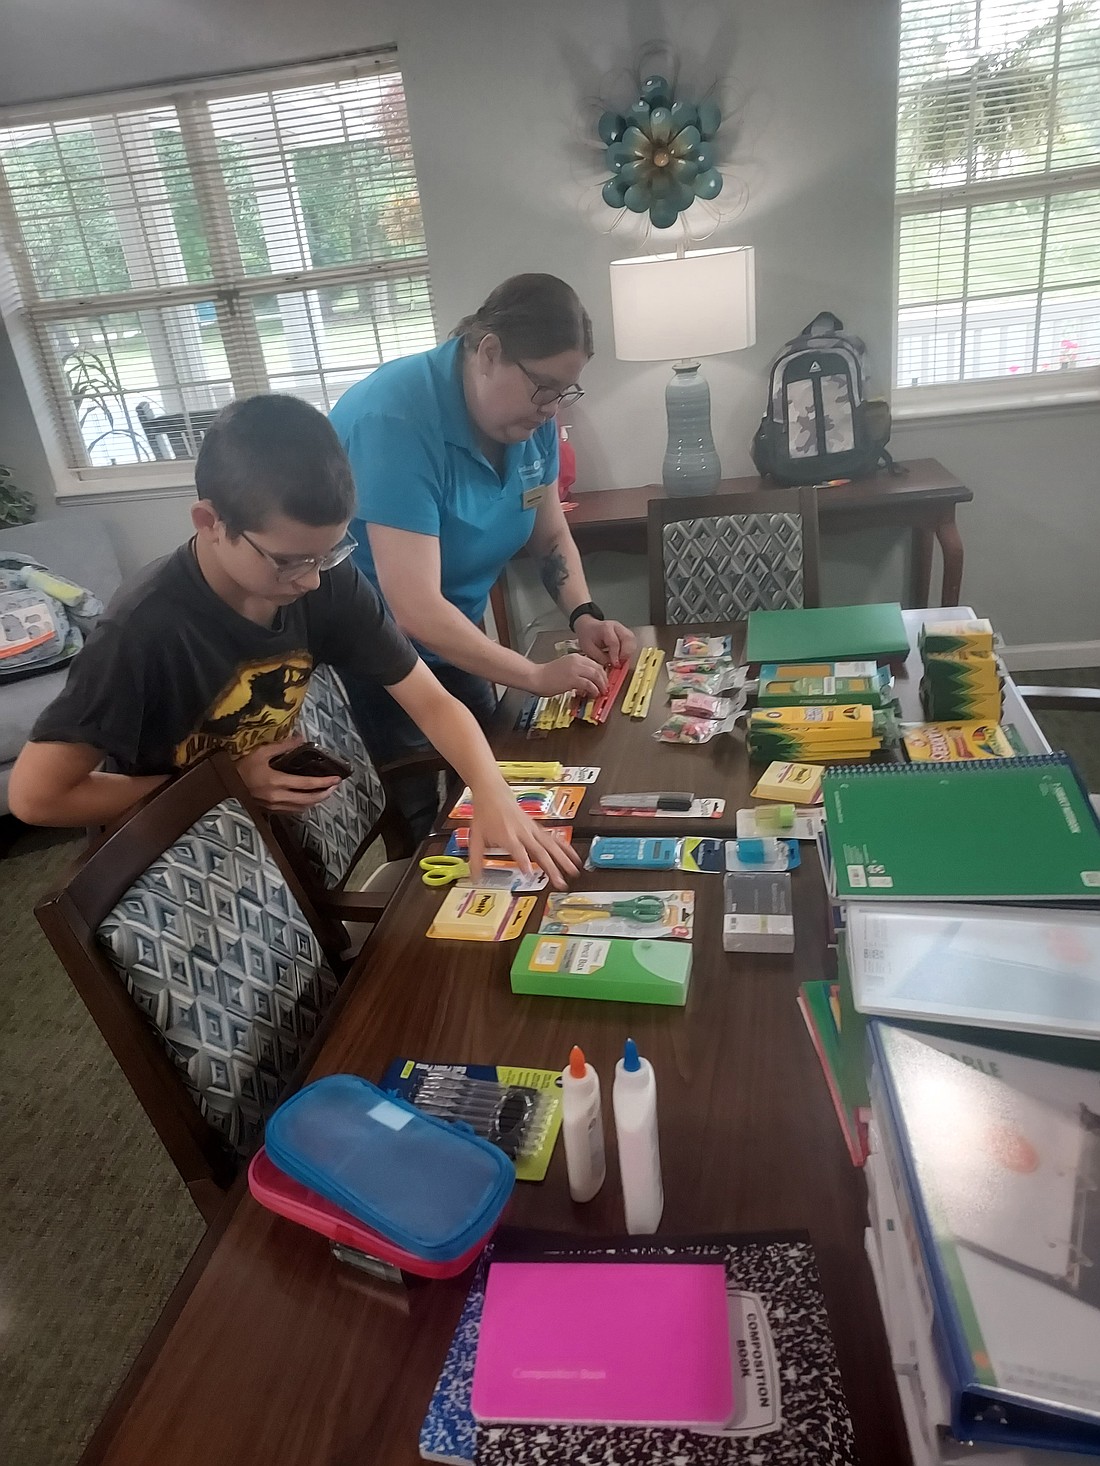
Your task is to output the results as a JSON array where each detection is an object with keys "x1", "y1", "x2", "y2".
[{"x1": 329, "y1": 338, "x2": 559, "y2": 657}]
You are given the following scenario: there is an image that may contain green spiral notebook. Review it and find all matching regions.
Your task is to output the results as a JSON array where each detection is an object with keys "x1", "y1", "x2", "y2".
[
  {"x1": 821, "y1": 753, "x2": 1100, "y2": 902},
  {"x1": 745, "y1": 602, "x2": 909, "y2": 665}
]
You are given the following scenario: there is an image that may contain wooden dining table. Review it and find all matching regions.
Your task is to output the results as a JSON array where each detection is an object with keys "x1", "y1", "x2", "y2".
[{"x1": 79, "y1": 610, "x2": 1046, "y2": 1466}]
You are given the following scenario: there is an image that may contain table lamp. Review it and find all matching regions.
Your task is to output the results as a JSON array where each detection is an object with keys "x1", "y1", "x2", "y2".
[{"x1": 609, "y1": 245, "x2": 756, "y2": 496}]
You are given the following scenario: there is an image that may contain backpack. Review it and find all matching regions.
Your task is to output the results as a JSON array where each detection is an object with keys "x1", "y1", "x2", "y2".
[
  {"x1": 751, "y1": 311, "x2": 894, "y2": 485},
  {"x1": 0, "y1": 553, "x2": 102, "y2": 682}
]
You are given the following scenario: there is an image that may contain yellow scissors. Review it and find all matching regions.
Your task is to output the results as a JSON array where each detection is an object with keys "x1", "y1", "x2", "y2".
[{"x1": 419, "y1": 854, "x2": 472, "y2": 887}]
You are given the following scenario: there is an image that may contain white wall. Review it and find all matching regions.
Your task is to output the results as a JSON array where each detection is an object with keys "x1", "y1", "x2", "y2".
[{"x1": 0, "y1": 0, "x2": 1095, "y2": 654}]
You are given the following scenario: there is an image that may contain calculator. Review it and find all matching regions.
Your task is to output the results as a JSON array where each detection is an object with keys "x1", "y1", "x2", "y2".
[{"x1": 588, "y1": 837, "x2": 680, "y2": 870}]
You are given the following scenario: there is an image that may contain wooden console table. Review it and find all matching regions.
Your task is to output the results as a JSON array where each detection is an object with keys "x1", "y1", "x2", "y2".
[{"x1": 489, "y1": 458, "x2": 971, "y2": 648}]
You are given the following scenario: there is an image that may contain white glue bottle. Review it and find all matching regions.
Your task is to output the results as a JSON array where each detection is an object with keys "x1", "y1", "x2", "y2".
[
  {"x1": 613, "y1": 1037, "x2": 664, "y2": 1233},
  {"x1": 561, "y1": 1045, "x2": 606, "y2": 1203}
]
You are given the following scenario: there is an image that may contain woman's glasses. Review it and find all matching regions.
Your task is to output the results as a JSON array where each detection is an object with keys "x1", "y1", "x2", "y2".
[
  {"x1": 240, "y1": 530, "x2": 358, "y2": 583},
  {"x1": 514, "y1": 359, "x2": 584, "y2": 409}
]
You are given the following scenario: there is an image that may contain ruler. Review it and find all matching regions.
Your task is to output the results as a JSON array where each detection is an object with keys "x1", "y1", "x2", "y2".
[{"x1": 622, "y1": 647, "x2": 665, "y2": 719}]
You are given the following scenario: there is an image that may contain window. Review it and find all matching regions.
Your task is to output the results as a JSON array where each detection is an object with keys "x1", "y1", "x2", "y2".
[
  {"x1": 895, "y1": 1, "x2": 1100, "y2": 400},
  {"x1": 0, "y1": 52, "x2": 435, "y2": 492}
]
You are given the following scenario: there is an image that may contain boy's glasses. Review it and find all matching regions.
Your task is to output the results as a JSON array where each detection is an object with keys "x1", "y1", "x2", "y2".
[
  {"x1": 240, "y1": 530, "x2": 358, "y2": 583},
  {"x1": 514, "y1": 359, "x2": 584, "y2": 409}
]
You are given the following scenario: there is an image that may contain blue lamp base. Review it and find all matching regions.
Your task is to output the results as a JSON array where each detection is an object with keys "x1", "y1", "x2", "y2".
[{"x1": 662, "y1": 360, "x2": 721, "y2": 496}]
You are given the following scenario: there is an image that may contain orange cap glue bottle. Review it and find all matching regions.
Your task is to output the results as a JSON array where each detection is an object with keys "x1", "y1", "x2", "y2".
[{"x1": 561, "y1": 1045, "x2": 606, "y2": 1203}]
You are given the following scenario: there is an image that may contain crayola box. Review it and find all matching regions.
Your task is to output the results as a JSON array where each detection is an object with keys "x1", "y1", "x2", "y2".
[
  {"x1": 750, "y1": 704, "x2": 875, "y2": 735},
  {"x1": 759, "y1": 661, "x2": 881, "y2": 682},
  {"x1": 918, "y1": 618, "x2": 995, "y2": 655},
  {"x1": 757, "y1": 674, "x2": 892, "y2": 708},
  {"x1": 921, "y1": 653, "x2": 1003, "y2": 690},
  {"x1": 510, "y1": 934, "x2": 691, "y2": 1006},
  {"x1": 902, "y1": 721, "x2": 1026, "y2": 762}
]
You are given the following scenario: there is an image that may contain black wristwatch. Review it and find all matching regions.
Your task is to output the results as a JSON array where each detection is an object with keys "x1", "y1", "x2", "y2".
[{"x1": 568, "y1": 600, "x2": 605, "y2": 632}]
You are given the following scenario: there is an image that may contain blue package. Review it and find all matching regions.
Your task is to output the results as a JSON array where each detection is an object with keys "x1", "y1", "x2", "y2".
[
  {"x1": 265, "y1": 1074, "x2": 515, "y2": 1263},
  {"x1": 588, "y1": 836, "x2": 680, "y2": 870}
]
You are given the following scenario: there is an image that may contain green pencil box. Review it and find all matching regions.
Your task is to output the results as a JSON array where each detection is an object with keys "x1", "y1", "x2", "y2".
[{"x1": 509, "y1": 934, "x2": 692, "y2": 1006}]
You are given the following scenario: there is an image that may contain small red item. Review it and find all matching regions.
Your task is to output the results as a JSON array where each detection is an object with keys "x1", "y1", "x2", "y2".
[
  {"x1": 590, "y1": 659, "x2": 631, "y2": 723},
  {"x1": 558, "y1": 425, "x2": 577, "y2": 502}
]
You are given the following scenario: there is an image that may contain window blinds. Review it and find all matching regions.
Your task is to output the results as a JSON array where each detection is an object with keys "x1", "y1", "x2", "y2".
[
  {"x1": 0, "y1": 53, "x2": 435, "y2": 477},
  {"x1": 896, "y1": 0, "x2": 1100, "y2": 388}
]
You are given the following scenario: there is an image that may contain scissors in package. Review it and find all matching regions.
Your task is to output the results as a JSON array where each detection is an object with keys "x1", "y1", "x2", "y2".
[{"x1": 419, "y1": 853, "x2": 548, "y2": 893}]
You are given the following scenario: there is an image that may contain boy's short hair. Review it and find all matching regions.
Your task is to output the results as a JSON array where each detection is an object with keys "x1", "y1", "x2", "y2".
[{"x1": 195, "y1": 394, "x2": 355, "y2": 533}]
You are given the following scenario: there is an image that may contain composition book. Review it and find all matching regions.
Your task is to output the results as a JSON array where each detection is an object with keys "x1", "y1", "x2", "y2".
[
  {"x1": 820, "y1": 753, "x2": 1100, "y2": 903},
  {"x1": 419, "y1": 1227, "x2": 857, "y2": 1466}
]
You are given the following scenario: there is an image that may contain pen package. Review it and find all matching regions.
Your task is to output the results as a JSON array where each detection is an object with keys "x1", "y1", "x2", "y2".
[{"x1": 379, "y1": 1059, "x2": 564, "y2": 1182}]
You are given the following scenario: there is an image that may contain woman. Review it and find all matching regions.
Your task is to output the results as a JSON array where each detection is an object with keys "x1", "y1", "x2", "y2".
[{"x1": 330, "y1": 273, "x2": 636, "y2": 835}]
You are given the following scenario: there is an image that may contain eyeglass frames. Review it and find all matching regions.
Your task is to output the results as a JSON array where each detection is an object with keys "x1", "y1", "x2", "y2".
[
  {"x1": 240, "y1": 529, "x2": 358, "y2": 583},
  {"x1": 514, "y1": 359, "x2": 585, "y2": 409}
]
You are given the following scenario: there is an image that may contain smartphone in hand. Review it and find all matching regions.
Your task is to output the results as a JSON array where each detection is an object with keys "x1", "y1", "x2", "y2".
[{"x1": 269, "y1": 742, "x2": 354, "y2": 780}]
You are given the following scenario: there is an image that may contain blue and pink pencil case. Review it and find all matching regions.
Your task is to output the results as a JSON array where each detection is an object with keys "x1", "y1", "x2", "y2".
[{"x1": 249, "y1": 1074, "x2": 514, "y2": 1277}]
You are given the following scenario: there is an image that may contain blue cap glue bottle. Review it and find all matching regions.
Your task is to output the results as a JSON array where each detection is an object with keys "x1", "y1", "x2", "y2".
[{"x1": 612, "y1": 1038, "x2": 664, "y2": 1233}]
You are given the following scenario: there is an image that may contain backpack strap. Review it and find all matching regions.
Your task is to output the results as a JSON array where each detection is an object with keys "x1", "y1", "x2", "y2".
[{"x1": 801, "y1": 310, "x2": 845, "y2": 337}]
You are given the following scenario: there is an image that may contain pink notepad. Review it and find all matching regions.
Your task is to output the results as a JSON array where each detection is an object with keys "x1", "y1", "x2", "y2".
[{"x1": 470, "y1": 1260, "x2": 733, "y2": 1426}]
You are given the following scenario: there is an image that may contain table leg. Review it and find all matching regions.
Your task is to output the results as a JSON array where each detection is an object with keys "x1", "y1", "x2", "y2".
[
  {"x1": 936, "y1": 509, "x2": 964, "y2": 607},
  {"x1": 909, "y1": 527, "x2": 935, "y2": 608}
]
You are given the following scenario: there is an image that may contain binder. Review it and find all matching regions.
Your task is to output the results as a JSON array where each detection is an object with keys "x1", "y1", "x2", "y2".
[
  {"x1": 868, "y1": 1020, "x2": 1100, "y2": 1455},
  {"x1": 821, "y1": 753, "x2": 1100, "y2": 903},
  {"x1": 844, "y1": 902, "x2": 1100, "y2": 1039}
]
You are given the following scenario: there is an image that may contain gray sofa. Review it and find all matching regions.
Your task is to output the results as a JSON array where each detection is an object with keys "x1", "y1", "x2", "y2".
[{"x1": 0, "y1": 514, "x2": 123, "y2": 815}]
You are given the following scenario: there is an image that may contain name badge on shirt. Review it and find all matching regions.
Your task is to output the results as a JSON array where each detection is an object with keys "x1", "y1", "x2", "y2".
[{"x1": 519, "y1": 459, "x2": 546, "y2": 509}]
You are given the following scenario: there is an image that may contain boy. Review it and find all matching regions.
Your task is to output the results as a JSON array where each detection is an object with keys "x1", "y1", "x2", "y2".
[{"x1": 9, "y1": 395, "x2": 578, "y2": 887}]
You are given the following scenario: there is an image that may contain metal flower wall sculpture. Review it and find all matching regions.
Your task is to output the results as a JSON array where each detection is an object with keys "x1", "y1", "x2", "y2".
[{"x1": 599, "y1": 74, "x2": 723, "y2": 231}]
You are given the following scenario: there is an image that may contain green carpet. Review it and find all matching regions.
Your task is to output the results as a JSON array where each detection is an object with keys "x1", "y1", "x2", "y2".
[{"x1": 0, "y1": 672, "x2": 1095, "y2": 1463}]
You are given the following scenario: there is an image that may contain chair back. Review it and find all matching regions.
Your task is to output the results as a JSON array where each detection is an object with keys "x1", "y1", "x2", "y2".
[
  {"x1": 279, "y1": 663, "x2": 387, "y2": 892},
  {"x1": 648, "y1": 484, "x2": 821, "y2": 625},
  {"x1": 34, "y1": 756, "x2": 344, "y2": 1219},
  {"x1": 136, "y1": 402, "x2": 221, "y2": 461}
]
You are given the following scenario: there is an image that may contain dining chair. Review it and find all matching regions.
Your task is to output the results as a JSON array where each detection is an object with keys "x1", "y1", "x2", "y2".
[
  {"x1": 270, "y1": 663, "x2": 437, "y2": 926},
  {"x1": 35, "y1": 754, "x2": 350, "y2": 1222},
  {"x1": 648, "y1": 484, "x2": 821, "y2": 626}
]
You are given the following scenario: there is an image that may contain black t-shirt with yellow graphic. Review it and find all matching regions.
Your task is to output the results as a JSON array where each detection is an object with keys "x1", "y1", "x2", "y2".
[{"x1": 31, "y1": 542, "x2": 417, "y2": 775}]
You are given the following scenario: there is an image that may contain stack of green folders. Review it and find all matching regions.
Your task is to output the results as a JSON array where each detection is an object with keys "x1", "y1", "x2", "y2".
[{"x1": 918, "y1": 618, "x2": 1003, "y2": 721}]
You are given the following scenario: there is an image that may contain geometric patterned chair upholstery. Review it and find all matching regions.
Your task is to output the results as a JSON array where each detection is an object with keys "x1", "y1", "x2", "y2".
[
  {"x1": 285, "y1": 664, "x2": 386, "y2": 891},
  {"x1": 96, "y1": 797, "x2": 340, "y2": 1160},
  {"x1": 35, "y1": 755, "x2": 344, "y2": 1221},
  {"x1": 648, "y1": 484, "x2": 821, "y2": 626}
]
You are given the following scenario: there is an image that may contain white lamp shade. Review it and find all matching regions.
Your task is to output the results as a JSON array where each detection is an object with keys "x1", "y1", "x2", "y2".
[{"x1": 609, "y1": 245, "x2": 756, "y2": 361}]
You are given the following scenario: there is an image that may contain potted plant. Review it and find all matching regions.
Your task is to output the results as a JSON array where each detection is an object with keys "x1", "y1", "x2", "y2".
[{"x1": 0, "y1": 464, "x2": 36, "y2": 528}]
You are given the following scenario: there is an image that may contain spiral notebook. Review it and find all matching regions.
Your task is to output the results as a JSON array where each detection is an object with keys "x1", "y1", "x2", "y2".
[{"x1": 820, "y1": 753, "x2": 1100, "y2": 903}]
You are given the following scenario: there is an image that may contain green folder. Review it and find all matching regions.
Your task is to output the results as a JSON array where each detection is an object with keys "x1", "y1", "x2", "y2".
[
  {"x1": 822, "y1": 753, "x2": 1100, "y2": 902},
  {"x1": 745, "y1": 603, "x2": 909, "y2": 664},
  {"x1": 510, "y1": 934, "x2": 691, "y2": 1005}
]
